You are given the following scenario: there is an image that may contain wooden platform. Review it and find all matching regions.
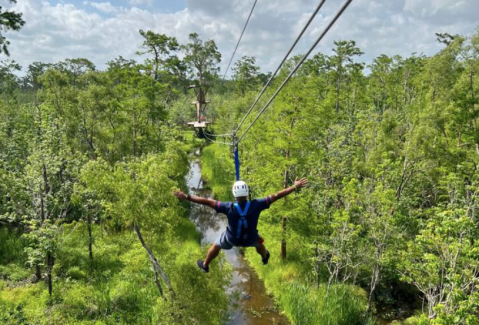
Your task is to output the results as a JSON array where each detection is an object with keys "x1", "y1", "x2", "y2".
[{"x1": 187, "y1": 121, "x2": 212, "y2": 128}]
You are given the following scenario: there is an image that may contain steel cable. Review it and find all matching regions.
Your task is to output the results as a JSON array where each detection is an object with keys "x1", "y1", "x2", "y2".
[
  {"x1": 234, "y1": 0, "x2": 328, "y2": 134},
  {"x1": 222, "y1": 0, "x2": 258, "y2": 80},
  {"x1": 202, "y1": 130, "x2": 234, "y2": 145},
  {"x1": 237, "y1": 0, "x2": 354, "y2": 143}
]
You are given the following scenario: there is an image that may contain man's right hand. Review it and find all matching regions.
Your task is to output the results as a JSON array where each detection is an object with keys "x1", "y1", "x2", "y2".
[
  {"x1": 174, "y1": 191, "x2": 216, "y2": 209},
  {"x1": 173, "y1": 190, "x2": 188, "y2": 200}
]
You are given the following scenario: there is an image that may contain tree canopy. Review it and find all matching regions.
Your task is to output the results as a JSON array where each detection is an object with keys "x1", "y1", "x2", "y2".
[{"x1": 1, "y1": 23, "x2": 479, "y2": 325}]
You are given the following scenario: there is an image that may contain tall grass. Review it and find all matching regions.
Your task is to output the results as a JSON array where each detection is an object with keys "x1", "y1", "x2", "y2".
[
  {"x1": 201, "y1": 143, "x2": 235, "y2": 200},
  {"x1": 201, "y1": 143, "x2": 373, "y2": 325},
  {"x1": 281, "y1": 283, "x2": 369, "y2": 325},
  {"x1": 1, "y1": 220, "x2": 231, "y2": 324},
  {"x1": 0, "y1": 227, "x2": 27, "y2": 264}
]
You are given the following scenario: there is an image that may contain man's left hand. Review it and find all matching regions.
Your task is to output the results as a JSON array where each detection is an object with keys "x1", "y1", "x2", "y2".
[{"x1": 294, "y1": 177, "x2": 308, "y2": 189}]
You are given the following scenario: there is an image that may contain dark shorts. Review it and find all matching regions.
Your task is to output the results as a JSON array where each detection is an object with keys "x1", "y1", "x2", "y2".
[{"x1": 214, "y1": 231, "x2": 264, "y2": 250}]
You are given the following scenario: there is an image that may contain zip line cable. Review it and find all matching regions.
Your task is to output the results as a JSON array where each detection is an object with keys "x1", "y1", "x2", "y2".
[
  {"x1": 237, "y1": 0, "x2": 354, "y2": 143},
  {"x1": 202, "y1": 130, "x2": 234, "y2": 146},
  {"x1": 205, "y1": 132, "x2": 234, "y2": 138},
  {"x1": 234, "y1": 0, "x2": 328, "y2": 134},
  {"x1": 203, "y1": 129, "x2": 234, "y2": 137},
  {"x1": 211, "y1": 0, "x2": 258, "y2": 136},
  {"x1": 222, "y1": 0, "x2": 258, "y2": 81}
]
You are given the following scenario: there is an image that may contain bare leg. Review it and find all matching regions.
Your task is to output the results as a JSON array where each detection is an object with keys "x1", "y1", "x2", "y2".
[
  {"x1": 204, "y1": 243, "x2": 221, "y2": 267},
  {"x1": 255, "y1": 243, "x2": 267, "y2": 258}
]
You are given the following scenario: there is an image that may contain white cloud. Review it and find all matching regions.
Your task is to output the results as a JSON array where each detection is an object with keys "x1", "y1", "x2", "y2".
[
  {"x1": 2, "y1": 0, "x2": 479, "y2": 76},
  {"x1": 84, "y1": 2, "x2": 122, "y2": 14}
]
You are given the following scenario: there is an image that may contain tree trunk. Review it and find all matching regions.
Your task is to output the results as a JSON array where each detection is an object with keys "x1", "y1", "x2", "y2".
[
  {"x1": 47, "y1": 251, "x2": 54, "y2": 296},
  {"x1": 40, "y1": 163, "x2": 49, "y2": 223},
  {"x1": 133, "y1": 111, "x2": 137, "y2": 157},
  {"x1": 336, "y1": 68, "x2": 341, "y2": 112},
  {"x1": 40, "y1": 193, "x2": 45, "y2": 223},
  {"x1": 367, "y1": 260, "x2": 380, "y2": 312},
  {"x1": 34, "y1": 265, "x2": 42, "y2": 283},
  {"x1": 134, "y1": 223, "x2": 174, "y2": 300},
  {"x1": 315, "y1": 241, "x2": 321, "y2": 288},
  {"x1": 153, "y1": 47, "x2": 159, "y2": 81},
  {"x1": 281, "y1": 217, "x2": 288, "y2": 259},
  {"x1": 154, "y1": 268, "x2": 166, "y2": 300},
  {"x1": 87, "y1": 213, "x2": 93, "y2": 264},
  {"x1": 470, "y1": 70, "x2": 475, "y2": 113}
]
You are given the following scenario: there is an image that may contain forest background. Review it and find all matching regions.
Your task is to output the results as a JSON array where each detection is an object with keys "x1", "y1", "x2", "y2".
[{"x1": 1, "y1": 1, "x2": 479, "y2": 324}]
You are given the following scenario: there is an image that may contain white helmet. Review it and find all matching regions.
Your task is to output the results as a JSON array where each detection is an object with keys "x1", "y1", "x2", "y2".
[{"x1": 232, "y1": 181, "x2": 249, "y2": 198}]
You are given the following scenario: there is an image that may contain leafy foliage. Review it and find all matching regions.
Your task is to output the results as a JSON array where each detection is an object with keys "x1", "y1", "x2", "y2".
[
  {"x1": 2, "y1": 24, "x2": 479, "y2": 325},
  {"x1": 202, "y1": 28, "x2": 479, "y2": 324},
  {"x1": 0, "y1": 0, "x2": 24, "y2": 56}
]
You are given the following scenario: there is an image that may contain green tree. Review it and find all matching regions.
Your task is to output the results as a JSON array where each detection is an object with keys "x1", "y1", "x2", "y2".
[
  {"x1": 137, "y1": 29, "x2": 184, "y2": 84},
  {"x1": 22, "y1": 61, "x2": 52, "y2": 91},
  {"x1": 0, "y1": 0, "x2": 24, "y2": 56},
  {"x1": 107, "y1": 57, "x2": 168, "y2": 158},
  {"x1": 21, "y1": 101, "x2": 81, "y2": 294},
  {"x1": 399, "y1": 208, "x2": 479, "y2": 320},
  {"x1": 79, "y1": 143, "x2": 189, "y2": 300},
  {"x1": 0, "y1": 59, "x2": 20, "y2": 96},
  {"x1": 232, "y1": 55, "x2": 260, "y2": 96},
  {"x1": 327, "y1": 40, "x2": 364, "y2": 113},
  {"x1": 182, "y1": 32, "x2": 221, "y2": 106}
]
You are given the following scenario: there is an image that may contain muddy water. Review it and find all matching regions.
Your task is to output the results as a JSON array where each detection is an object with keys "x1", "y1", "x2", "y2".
[{"x1": 187, "y1": 156, "x2": 289, "y2": 325}]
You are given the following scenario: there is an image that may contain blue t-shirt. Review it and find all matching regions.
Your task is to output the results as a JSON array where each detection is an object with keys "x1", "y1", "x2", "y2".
[{"x1": 214, "y1": 196, "x2": 273, "y2": 246}]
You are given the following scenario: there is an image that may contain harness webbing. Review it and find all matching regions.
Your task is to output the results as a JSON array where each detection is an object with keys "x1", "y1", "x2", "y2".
[
  {"x1": 234, "y1": 146, "x2": 240, "y2": 181},
  {"x1": 234, "y1": 201, "x2": 250, "y2": 239}
]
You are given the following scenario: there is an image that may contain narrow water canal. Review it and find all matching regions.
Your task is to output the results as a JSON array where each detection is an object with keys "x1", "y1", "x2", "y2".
[{"x1": 187, "y1": 152, "x2": 289, "y2": 325}]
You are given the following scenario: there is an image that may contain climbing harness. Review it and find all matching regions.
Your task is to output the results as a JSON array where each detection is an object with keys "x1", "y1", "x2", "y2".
[{"x1": 234, "y1": 201, "x2": 251, "y2": 240}]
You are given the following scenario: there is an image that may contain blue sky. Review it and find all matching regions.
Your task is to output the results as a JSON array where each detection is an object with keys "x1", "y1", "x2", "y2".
[{"x1": 3, "y1": 0, "x2": 479, "y2": 75}]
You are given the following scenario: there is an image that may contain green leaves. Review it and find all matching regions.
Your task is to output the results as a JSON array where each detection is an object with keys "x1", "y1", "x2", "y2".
[
  {"x1": 24, "y1": 220, "x2": 59, "y2": 270},
  {"x1": 181, "y1": 32, "x2": 221, "y2": 87},
  {"x1": 79, "y1": 145, "x2": 188, "y2": 232},
  {"x1": 0, "y1": 0, "x2": 25, "y2": 56},
  {"x1": 232, "y1": 56, "x2": 261, "y2": 96},
  {"x1": 399, "y1": 209, "x2": 479, "y2": 319},
  {"x1": 205, "y1": 27, "x2": 479, "y2": 323}
]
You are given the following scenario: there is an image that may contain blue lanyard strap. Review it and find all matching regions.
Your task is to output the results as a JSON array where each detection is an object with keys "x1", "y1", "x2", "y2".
[
  {"x1": 234, "y1": 146, "x2": 240, "y2": 181},
  {"x1": 234, "y1": 202, "x2": 250, "y2": 239}
]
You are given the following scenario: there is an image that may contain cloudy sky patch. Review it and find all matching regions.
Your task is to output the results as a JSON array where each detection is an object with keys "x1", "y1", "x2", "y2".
[{"x1": 2, "y1": 0, "x2": 478, "y2": 75}]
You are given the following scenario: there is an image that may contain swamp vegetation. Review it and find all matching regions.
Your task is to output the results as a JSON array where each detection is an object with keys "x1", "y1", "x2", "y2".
[{"x1": 1, "y1": 6, "x2": 479, "y2": 323}]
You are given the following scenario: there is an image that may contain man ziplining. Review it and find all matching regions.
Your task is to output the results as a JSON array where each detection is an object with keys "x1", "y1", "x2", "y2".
[{"x1": 173, "y1": 178, "x2": 308, "y2": 273}]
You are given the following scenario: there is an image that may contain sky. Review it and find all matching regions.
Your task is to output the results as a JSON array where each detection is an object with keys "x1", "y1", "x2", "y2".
[{"x1": 2, "y1": 0, "x2": 479, "y2": 75}]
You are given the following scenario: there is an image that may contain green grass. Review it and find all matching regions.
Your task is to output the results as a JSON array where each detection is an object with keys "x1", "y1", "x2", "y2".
[
  {"x1": 0, "y1": 221, "x2": 231, "y2": 325},
  {"x1": 0, "y1": 227, "x2": 27, "y2": 265},
  {"x1": 201, "y1": 143, "x2": 373, "y2": 325},
  {"x1": 280, "y1": 283, "x2": 369, "y2": 325},
  {"x1": 179, "y1": 129, "x2": 205, "y2": 153},
  {"x1": 242, "y1": 238, "x2": 371, "y2": 325},
  {"x1": 200, "y1": 143, "x2": 235, "y2": 201},
  {"x1": 0, "y1": 263, "x2": 31, "y2": 282}
]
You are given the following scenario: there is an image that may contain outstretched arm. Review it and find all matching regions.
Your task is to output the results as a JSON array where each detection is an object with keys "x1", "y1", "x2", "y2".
[
  {"x1": 173, "y1": 190, "x2": 216, "y2": 209},
  {"x1": 270, "y1": 177, "x2": 308, "y2": 203}
]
